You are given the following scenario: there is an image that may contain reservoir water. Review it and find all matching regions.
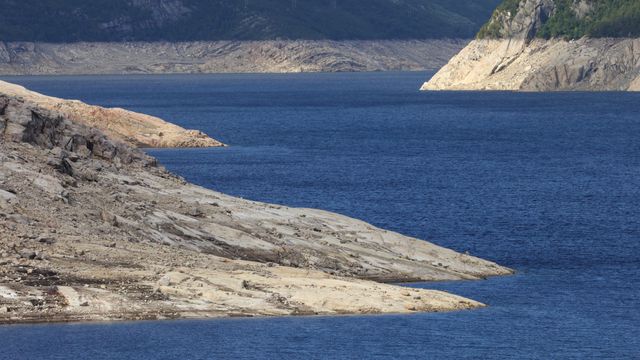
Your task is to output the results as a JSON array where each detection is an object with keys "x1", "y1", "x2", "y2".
[{"x1": 1, "y1": 72, "x2": 639, "y2": 359}]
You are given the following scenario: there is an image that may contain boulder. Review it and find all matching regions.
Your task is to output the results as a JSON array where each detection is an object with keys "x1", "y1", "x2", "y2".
[{"x1": 18, "y1": 249, "x2": 37, "y2": 260}]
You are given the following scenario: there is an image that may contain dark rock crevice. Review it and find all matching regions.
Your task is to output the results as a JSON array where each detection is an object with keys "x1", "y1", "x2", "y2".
[{"x1": 0, "y1": 96, "x2": 155, "y2": 167}]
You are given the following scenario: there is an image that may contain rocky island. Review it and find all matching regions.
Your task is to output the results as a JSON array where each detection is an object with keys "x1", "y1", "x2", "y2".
[
  {"x1": 0, "y1": 82, "x2": 512, "y2": 324},
  {"x1": 422, "y1": 0, "x2": 640, "y2": 91}
]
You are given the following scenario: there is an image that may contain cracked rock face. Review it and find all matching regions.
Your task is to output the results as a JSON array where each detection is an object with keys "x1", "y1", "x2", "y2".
[
  {"x1": 486, "y1": 0, "x2": 557, "y2": 41},
  {"x1": 0, "y1": 82, "x2": 511, "y2": 324}
]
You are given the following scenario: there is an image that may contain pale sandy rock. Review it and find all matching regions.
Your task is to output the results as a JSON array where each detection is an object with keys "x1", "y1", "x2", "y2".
[
  {"x1": 422, "y1": 38, "x2": 640, "y2": 91},
  {"x1": 55, "y1": 286, "x2": 83, "y2": 307},
  {"x1": 0, "y1": 189, "x2": 16, "y2": 202},
  {"x1": 422, "y1": 0, "x2": 639, "y2": 92},
  {"x1": 0, "y1": 40, "x2": 468, "y2": 75},
  {"x1": 0, "y1": 80, "x2": 224, "y2": 148},
  {"x1": 629, "y1": 76, "x2": 640, "y2": 91},
  {"x1": 0, "y1": 82, "x2": 512, "y2": 324},
  {"x1": 0, "y1": 286, "x2": 18, "y2": 300}
]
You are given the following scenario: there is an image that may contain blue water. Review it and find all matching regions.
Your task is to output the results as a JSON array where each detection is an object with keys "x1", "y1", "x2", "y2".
[{"x1": 1, "y1": 72, "x2": 639, "y2": 359}]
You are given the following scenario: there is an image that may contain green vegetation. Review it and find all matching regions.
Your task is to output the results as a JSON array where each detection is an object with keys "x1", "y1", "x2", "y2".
[
  {"x1": 583, "y1": 0, "x2": 640, "y2": 37},
  {"x1": 478, "y1": 0, "x2": 640, "y2": 40},
  {"x1": 537, "y1": 0, "x2": 587, "y2": 39},
  {"x1": 476, "y1": 0, "x2": 523, "y2": 38},
  {"x1": 0, "y1": 0, "x2": 501, "y2": 42}
]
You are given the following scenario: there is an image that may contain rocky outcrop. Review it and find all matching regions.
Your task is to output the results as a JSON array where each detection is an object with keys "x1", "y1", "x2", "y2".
[
  {"x1": 0, "y1": 40, "x2": 468, "y2": 75},
  {"x1": 0, "y1": 94, "x2": 155, "y2": 165},
  {"x1": 0, "y1": 80, "x2": 224, "y2": 148},
  {"x1": 422, "y1": 0, "x2": 640, "y2": 91},
  {"x1": 477, "y1": 0, "x2": 556, "y2": 41},
  {"x1": 0, "y1": 83, "x2": 512, "y2": 324},
  {"x1": 422, "y1": 38, "x2": 640, "y2": 91}
]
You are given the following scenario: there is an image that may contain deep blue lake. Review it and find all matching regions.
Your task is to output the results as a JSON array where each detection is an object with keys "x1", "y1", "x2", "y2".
[{"x1": 1, "y1": 72, "x2": 639, "y2": 359}]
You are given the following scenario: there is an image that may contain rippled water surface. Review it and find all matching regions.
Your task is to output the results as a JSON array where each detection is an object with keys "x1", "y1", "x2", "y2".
[{"x1": 1, "y1": 72, "x2": 639, "y2": 359}]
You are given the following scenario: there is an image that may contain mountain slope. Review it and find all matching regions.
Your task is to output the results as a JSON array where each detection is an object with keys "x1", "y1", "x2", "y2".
[
  {"x1": 0, "y1": 0, "x2": 501, "y2": 42},
  {"x1": 0, "y1": 39, "x2": 468, "y2": 75},
  {"x1": 0, "y1": 80, "x2": 223, "y2": 147},
  {"x1": 477, "y1": 0, "x2": 640, "y2": 39},
  {"x1": 422, "y1": 0, "x2": 640, "y2": 91}
]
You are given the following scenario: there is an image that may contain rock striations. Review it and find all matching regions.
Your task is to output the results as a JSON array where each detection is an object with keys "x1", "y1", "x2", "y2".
[
  {"x1": 0, "y1": 82, "x2": 512, "y2": 324},
  {"x1": 422, "y1": 0, "x2": 640, "y2": 91},
  {"x1": 0, "y1": 40, "x2": 468, "y2": 75}
]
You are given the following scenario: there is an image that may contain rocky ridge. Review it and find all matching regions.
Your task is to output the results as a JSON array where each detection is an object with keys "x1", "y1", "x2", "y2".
[
  {"x1": 421, "y1": 0, "x2": 640, "y2": 91},
  {"x1": 0, "y1": 80, "x2": 223, "y2": 148},
  {"x1": 0, "y1": 83, "x2": 512, "y2": 324}
]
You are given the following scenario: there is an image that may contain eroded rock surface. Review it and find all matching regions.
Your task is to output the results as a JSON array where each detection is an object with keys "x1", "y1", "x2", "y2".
[
  {"x1": 422, "y1": 38, "x2": 640, "y2": 91},
  {"x1": 0, "y1": 80, "x2": 224, "y2": 148},
  {"x1": 0, "y1": 40, "x2": 468, "y2": 75},
  {"x1": 422, "y1": 0, "x2": 640, "y2": 91},
  {"x1": 0, "y1": 84, "x2": 511, "y2": 324}
]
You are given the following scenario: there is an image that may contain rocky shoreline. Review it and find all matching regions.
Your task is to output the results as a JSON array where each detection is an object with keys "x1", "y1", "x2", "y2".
[
  {"x1": 0, "y1": 40, "x2": 468, "y2": 75},
  {"x1": 422, "y1": 37, "x2": 640, "y2": 91},
  {"x1": 421, "y1": 0, "x2": 640, "y2": 91},
  {"x1": 0, "y1": 83, "x2": 512, "y2": 324}
]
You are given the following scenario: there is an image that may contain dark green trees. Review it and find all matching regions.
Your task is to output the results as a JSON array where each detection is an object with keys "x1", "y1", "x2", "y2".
[{"x1": 0, "y1": 0, "x2": 501, "y2": 42}]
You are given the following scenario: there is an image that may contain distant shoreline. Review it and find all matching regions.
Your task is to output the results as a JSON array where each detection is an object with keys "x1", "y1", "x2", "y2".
[{"x1": 0, "y1": 39, "x2": 467, "y2": 76}]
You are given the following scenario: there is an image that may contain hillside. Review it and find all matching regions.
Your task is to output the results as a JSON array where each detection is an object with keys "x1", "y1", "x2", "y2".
[
  {"x1": 477, "y1": 0, "x2": 640, "y2": 39},
  {"x1": 0, "y1": 40, "x2": 468, "y2": 75},
  {"x1": 421, "y1": 0, "x2": 640, "y2": 91},
  {"x1": 0, "y1": 0, "x2": 501, "y2": 42}
]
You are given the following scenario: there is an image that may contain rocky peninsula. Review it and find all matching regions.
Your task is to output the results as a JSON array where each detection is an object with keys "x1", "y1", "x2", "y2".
[
  {"x1": 422, "y1": 0, "x2": 640, "y2": 91},
  {"x1": 0, "y1": 82, "x2": 512, "y2": 324},
  {"x1": 0, "y1": 80, "x2": 223, "y2": 148}
]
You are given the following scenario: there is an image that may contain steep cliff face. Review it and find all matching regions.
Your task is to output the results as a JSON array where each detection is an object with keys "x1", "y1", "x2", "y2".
[
  {"x1": 422, "y1": 0, "x2": 640, "y2": 91},
  {"x1": 477, "y1": 0, "x2": 556, "y2": 40}
]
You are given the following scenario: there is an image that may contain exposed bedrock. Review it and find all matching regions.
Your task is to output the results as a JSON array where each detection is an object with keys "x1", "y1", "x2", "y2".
[
  {"x1": 422, "y1": 38, "x2": 640, "y2": 91},
  {"x1": 0, "y1": 80, "x2": 224, "y2": 148},
  {"x1": 422, "y1": 0, "x2": 640, "y2": 91},
  {"x1": 0, "y1": 40, "x2": 468, "y2": 75},
  {"x1": 0, "y1": 83, "x2": 512, "y2": 323}
]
